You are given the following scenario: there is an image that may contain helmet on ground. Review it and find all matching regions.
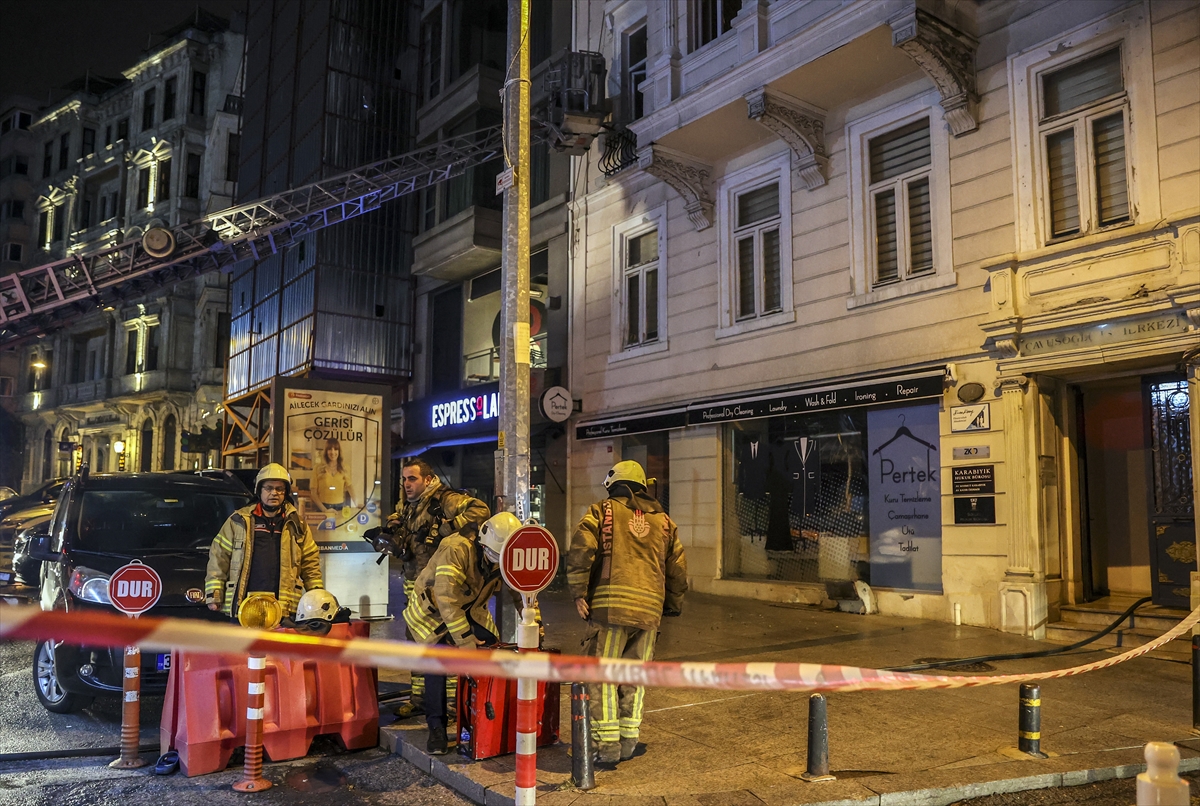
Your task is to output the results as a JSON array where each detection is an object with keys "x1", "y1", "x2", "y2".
[
  {"x1": 603, "y1": 460, "x2": 646, "y2": 490},
  {"x1": 294, "y1": 589, "x2": 339, "y2": 634},
  {"x1": 479, "y1": 511, "x2": 522, "y2": 565},
  {"x1": 255, "y1": 463, "x2": 292, "y2": 496}
]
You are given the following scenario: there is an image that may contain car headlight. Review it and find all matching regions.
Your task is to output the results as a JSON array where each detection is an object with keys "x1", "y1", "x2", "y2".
[{"x1": 68, "y1": 567, "x2": 112, "y2": 605}]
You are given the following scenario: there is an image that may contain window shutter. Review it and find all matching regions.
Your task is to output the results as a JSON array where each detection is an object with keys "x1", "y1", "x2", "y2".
[
  {"x1": 762, "y1": 230, "x2": 781, "y2": 312},
  {"x1": 869, "y1": 119, "x2": 930, "y2": 183},
  {"x1": 645, "y1": 268, "x2": 658, "y2": 341},
  {"x1": 737, "y1": 183, "x2": 779, "y2": 227},
  {"x1": 1043, "y1": 48, "x2": 1122, "y2": 118},
  {"x1": 874, "y1": 190, "x2": 898, "y2": 283},
  {"x1": 1093, "y1": 112, "x2": 1129, "y2": 226},
  {"x1": 907, "y1": 177, "x2": 933, "y2": 275},
  {"x1": 736, "y1": 236, "x2": 756, "y2": 318},
  {"x1": 1046, "y1": 129, "x2": 1080, "y2": 237}
]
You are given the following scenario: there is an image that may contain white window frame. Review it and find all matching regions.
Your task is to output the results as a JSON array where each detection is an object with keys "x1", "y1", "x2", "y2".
[
  {"x1": 846, "y1": 90, "x2": 954, "y2": 309},
  {"x1": 1008, "y1": 6, "x2": 1159, "y2": 253},
  {"x1": 609, "y1": 204, "x2": 668, "y2": 362},
  {"x1": 717, "y1": 151, "x2": 794, "y2": 337},
  {"x1": 622, "y1": 22, "x2": 648, "y2": 123}
]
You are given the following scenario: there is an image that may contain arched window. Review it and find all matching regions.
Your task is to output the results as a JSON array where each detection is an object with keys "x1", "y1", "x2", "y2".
[
  {"x1": 140, "y1": 419, "x2": 154, "y2": 472},
  {"x1": 42, "y1": 430, "x2": 53, "y2": 480},
  {"x1": 161, "y1": 414, "x2": 176, "y2": 471}
]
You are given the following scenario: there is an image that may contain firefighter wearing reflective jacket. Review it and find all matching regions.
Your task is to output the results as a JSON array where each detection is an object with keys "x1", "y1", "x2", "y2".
[
  {"x1": 566, "y1": 460, "x2": 688, "y2": 765},
  {"x1": 403, "y1": 511, "x2": 521, "y2": 756},
  {"x1": 205, "y1": 464, "x2": 324, "y2": 620},
  {"x1": 387, "y1": 458, "x2": 490, "y2": 719}
]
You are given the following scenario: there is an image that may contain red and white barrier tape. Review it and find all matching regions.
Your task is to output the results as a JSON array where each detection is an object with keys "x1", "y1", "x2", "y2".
[{"x1": 2, "y1": 603, "x2": 1197, "y2": 692}]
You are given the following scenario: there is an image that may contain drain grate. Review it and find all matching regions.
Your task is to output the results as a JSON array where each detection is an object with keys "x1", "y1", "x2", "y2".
[{"x1": 910, "y1": 657, "x2": 996, "y2": 673}]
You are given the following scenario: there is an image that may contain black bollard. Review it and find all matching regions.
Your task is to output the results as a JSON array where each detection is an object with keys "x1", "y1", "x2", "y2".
[
  {"x1": 1018, "y1": 683, "x2": 1048, "y2": 758},
  {"x1": 570, "y1": 683, "x2": 596, "y2": 790},
  {"x1": 1193, "y1": 636, "x2": 1200, "y2": 734},
  {"x1": 799, "y1": 693, "x2": 835, "y2": 782}
]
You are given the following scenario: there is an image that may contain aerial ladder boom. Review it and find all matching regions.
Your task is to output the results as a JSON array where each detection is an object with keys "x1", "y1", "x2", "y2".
[{"x1": 0, "y1": 126, "x2": 503, "y2": 346}]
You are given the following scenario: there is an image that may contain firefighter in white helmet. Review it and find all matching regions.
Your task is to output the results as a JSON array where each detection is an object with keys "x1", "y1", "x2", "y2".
[
  {"x1": 205, "y1": 463, "x2": 324, "y2": 620},
  {"x1": 403, "y1": 510, "x2": 527, "y2": 756},
  {"x1": 566, "y1": 460, "x2": 687, "y2": 765}
]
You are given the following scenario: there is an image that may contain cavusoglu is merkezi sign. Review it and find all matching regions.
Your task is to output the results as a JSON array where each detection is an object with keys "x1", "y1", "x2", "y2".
[{"x1": 431, "y1": 391, "x2": 500, "y2": 429}]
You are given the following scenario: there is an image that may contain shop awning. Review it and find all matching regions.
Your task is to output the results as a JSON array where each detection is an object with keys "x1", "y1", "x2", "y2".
[{"x1": 393, "y1": 433, "x2": 497, "y2": 460}]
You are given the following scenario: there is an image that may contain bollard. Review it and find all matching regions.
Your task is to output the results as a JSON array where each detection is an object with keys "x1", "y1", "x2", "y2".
[
  {"x1": 1018, "y1": 683, "x2": 1048, "y2": 759},
  {"x1": 109, "y1": 645, "x2": 147, "y2": 768},
  {"x1": 232, "y1": 654, "x2": 272, "y2": 792},
  {"x1": 1136, "y1": 741, "x2": 1189, "y2": 805},
  {"x1": 569, "y1": 683, "x2": 596, "y2": 790},
  {"x1": 799, "y1": 693, "x2": 835, "y2": 782},
  {"x1": 514, "y1": 605, "x2": 540, "y2": 806}
]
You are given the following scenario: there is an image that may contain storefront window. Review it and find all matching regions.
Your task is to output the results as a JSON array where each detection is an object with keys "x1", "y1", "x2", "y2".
[
  {"x1": 462, "y1": 262, "x2": 548, "y2": 385},
  {"x1": 622, "y1": 431, "x2": 669, "y2": 513}
]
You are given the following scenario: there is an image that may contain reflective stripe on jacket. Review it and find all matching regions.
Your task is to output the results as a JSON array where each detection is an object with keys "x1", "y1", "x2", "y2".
[
  {"x1": 403, "y1": 535, "x2": 501, "y2": 647},
  {"x1": 204, "y1": 502, "x2": 324, "y2": 618},
  {"x1": 566, "y1": 489, "x2": 688, "y2": 631}
]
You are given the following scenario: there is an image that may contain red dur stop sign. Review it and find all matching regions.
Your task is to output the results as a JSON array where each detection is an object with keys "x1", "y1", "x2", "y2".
[
  {"x1": 501, "y1": 525, "x2": 559, "y2": 594},
  {"x1": 108, "y1": 560, "x2": 162, "y2": 616}
]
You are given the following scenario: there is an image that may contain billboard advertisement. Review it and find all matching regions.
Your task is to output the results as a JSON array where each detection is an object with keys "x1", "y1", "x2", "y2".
[
  {"x1": 273, "y1": 378, "x2": 391, "y2": 618},
  {"x1": 866, "y1": 403, "x2": 942, "y2": 592}
]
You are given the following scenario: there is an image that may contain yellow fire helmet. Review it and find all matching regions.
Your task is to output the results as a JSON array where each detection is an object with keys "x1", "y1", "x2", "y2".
[
  {"x1": 603, "y1": 460, "x2": 647, "y2": 490},
  {"x1": 238, "y1": 592, "x2": 284, "y2": 630},
  {"x1": 254, "y1": 462, "x2": 293, "y2": 495}
]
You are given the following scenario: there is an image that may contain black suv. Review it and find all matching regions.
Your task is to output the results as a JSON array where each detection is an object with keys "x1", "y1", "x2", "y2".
[{"x1": 27, "y1": 471, "x2": 252, "y2": 713}]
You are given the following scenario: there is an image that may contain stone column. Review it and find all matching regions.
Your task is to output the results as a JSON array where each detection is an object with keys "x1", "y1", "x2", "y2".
[
  {"x1": 648, "y1": 0, "x2": 681, "y2": 113},
  {"x1": 1185, "y1": 351, "x2": 1200, "y2": 617},
  {"x1": 998, "y1": 374, "x2": 1048, "y2": 637},
  {"x1": 732, "y1": 0, "x2": 769, "y2": 63}
]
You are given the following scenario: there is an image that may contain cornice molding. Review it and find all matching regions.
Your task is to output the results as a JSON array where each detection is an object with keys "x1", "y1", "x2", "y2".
[
  {"x1": 891, "y1": 8, "x2": 978, "y2": 137},
  {"x1": 637, "y1": 144, "x2": 714, "y2": 231},
  {"x1": 745, "y1": 87, "x2": 828, "y2": 190}
]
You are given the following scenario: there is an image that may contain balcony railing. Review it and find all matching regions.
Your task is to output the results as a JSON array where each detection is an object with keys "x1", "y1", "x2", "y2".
[{"x1": 463, "y1": 332, "x2": 548, "y2": 382}]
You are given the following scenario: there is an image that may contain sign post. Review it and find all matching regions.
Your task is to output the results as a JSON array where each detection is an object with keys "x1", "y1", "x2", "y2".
[
  {"x1": 500, "y1": 525, "x2": 559, "y2": 806},
  {"x1": 107, "y1": 560, "x2": 162, "y2": 769}
]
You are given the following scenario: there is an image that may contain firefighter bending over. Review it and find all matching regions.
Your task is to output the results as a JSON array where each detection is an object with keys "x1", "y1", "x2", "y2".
[{"x1": 566, "y1": 460, "x2": 688, "y2": 765}]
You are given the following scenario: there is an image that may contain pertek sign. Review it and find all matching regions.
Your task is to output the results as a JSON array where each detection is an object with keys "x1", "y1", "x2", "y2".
[
  {"x1": 501, "y1": 525, "x2": 559, "y2": 594},
  {"x1": 431, "y1": 391, "x2": 499, "y2": 429},
  {"x1": 108, "y1": 560, "x2": 162, "y2": 616}
]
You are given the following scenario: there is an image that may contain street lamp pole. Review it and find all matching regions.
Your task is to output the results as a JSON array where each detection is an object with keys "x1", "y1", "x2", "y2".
[{"x1": 496, "y1": 0, "x2": 532, "y2": 642}]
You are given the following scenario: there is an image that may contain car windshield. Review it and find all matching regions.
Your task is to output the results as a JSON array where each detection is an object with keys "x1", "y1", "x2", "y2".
[{"x1": 76, "y1": 490, "x2": 247, "y2": 555}]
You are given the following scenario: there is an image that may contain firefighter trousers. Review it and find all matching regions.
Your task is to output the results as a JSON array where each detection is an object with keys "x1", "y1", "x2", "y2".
[{"x1": 583, "y1": 623, "x2": 656, "y2": 746}]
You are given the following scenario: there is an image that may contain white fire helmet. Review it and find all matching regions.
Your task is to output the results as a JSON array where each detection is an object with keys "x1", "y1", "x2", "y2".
[
  {"x1": 255, "y1": 463, "x2": 293, "y2": 495},
  {"x1": 603, "y1": 460, "x2": 646, "y2": 490},
  {"x1": 479, "y1": 511, "x2": 522, "y2": 565},
  {"x1": 294, "y1": 589, "x2": 339, "y2": 634}
]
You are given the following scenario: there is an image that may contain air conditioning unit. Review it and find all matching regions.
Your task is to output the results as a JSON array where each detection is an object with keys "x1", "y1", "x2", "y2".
[{"x1": 539, "y1": 51, "x2": 608, "y2": 156}]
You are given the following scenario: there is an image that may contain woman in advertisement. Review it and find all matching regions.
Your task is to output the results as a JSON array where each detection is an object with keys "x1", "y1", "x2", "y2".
[{"x1": 312, "y1": 437, "x2": 355, "y2": 515}]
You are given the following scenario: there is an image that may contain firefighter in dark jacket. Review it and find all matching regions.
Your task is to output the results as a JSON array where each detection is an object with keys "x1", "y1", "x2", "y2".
[
  {"x1": 566, "y1": 460, "x2": 688, "y2": 764},
  {"x1": 388, "y1": 458, "x2": 490, "y2": 718}
]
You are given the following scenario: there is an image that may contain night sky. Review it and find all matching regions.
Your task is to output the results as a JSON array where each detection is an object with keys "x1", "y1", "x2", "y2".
[{"x1": 0, "y1": 0, "x2": 244, "y2": 105}]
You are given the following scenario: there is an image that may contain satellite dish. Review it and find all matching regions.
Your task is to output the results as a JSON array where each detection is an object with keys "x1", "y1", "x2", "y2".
[{"x1": 142, "y1": 227, "x2": 176, "y2": 259}]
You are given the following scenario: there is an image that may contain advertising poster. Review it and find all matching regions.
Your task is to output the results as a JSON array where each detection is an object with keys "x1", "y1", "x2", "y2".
[
  {"x1": 867, "y1": 404, "x2": 942, "y2": 592},
  {"x1": 275, "y1": 379, "x2": 390, "y2": 618}
]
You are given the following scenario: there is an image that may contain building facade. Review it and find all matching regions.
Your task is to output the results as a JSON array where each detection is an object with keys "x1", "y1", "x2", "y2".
[
  {"x1": 14, "y1": 12, "x2": 244, "y2": 490},
  {"x1": 567, "y1": 0, "x2": 1199, "y2": 636}
]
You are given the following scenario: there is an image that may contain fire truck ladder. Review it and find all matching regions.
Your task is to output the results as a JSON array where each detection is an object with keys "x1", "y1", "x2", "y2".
[{"x1": 0, "y1": 126, "x2": 504, "y2": 346}]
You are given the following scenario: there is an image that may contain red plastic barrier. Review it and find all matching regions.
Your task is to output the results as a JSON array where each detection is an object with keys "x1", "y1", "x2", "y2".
[
  {"x1": 160, "y1": 622, "x2": 377, "y2": 776},
  {"x1": 456, "y1": 673, "x2": 560, "y2": 761}
]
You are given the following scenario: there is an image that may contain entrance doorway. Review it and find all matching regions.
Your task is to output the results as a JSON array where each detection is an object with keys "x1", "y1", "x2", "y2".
[{"x1": 1077, "y1": 375, "x2": 1194, "y2": 608}]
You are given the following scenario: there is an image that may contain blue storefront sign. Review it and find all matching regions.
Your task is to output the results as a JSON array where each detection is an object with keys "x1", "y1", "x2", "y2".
[{"x1": 866, "y1": 404, "x2": 942, "y2": 592}]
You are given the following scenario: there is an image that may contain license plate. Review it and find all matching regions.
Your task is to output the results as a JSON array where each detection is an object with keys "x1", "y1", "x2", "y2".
[{"x1": 156, "y1": 653, "x2": 171, "y2": 672}]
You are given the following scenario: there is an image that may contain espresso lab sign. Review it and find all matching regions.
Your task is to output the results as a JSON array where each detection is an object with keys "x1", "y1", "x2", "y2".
[{"x1": 867, "y1": 404, "x2": 942, "y2": 593}]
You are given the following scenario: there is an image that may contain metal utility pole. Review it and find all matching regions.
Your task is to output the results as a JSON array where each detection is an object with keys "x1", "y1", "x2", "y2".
[{"x1": 496, "y1": 0, "x2": 532, "y2": 641}]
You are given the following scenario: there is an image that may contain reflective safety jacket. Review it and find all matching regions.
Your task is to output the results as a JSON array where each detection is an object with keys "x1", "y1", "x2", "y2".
[
  {"x1": 403, "y1": 535, "x2": 502, "y2": 648},
  {"x1": 204, "y1": 501, "x2": 324, "y2": 619},
  {"x1": 390, "y1": 478, "x2": 490, "y2": 581},
  {"x1": 566, "y1": 488, "x2": 688, "y2": 631}
]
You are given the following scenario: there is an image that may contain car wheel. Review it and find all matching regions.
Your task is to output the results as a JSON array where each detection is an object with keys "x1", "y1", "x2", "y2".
[{"x1": 33, "y1": 640, "x2": 93, "y2": 714}]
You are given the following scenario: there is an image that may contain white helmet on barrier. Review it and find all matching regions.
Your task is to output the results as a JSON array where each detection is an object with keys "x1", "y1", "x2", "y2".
[
  {"x1": 479, "y1": 511, "x2": 522, "y2": 565},
  {"x1": 255, "y1": 462, "x2": 293, "y2": 496},
  {"x1": 603, "y1": 460, "x2": 646, "y2": 490},
  {"x1": 294, "y1": 589, "x2": 339, "y2": 634}
]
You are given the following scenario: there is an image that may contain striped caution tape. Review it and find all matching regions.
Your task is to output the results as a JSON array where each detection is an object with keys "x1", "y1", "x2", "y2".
[{"x1": 2, "y1": 603, "x2": 1197, "y2": 693}]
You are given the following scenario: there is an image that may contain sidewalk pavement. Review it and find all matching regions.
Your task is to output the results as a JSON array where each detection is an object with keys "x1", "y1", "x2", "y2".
[{"x1": 373, "y1": 586, "x2": 1199, "y2": 806}]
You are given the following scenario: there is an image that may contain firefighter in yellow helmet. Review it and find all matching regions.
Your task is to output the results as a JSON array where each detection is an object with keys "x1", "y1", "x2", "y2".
[
  {"x1": 402, "y1": 511, "x2": 521, "y2": 755},
  {"x1": 205, "y1": 463, "x2": 324, "y2": 620},
  {"x1": 566, "y1": 460, "x2": 687, "y2": 765}
]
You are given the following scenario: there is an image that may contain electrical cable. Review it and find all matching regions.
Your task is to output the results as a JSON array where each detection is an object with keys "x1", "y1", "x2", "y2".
[
  {"x1": 0, "y1": 743, "x2": 158, "y2": 763},
  {"x1": 884, "y1": 596, "x2": 1154, "y2": 673}
]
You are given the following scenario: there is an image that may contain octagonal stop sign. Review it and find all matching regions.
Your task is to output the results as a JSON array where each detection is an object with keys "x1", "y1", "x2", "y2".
[
  {"x1": 501, "y1": 525, "x2": 559, "y2": 594},
  {"x1": 108, "y1": 560, "x2": 162, "y2": 616}
]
